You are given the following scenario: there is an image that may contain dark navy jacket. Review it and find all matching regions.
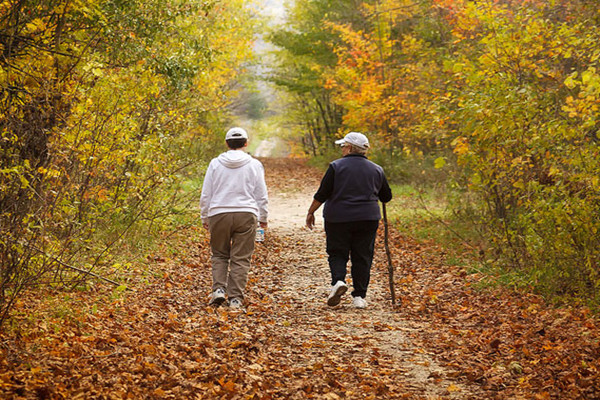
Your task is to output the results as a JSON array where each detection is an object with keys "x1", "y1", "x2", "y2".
[{"x1": 314, "y1": 154, "x2": 392, "y2": 223}]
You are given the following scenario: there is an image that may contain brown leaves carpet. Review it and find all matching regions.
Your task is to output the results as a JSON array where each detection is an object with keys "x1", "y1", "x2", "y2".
[{"x1": 1, "y1": 158, "x2": 599, "y2": 399}]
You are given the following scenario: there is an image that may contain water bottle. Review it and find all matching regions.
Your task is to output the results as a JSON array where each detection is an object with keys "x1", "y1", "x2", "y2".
[{"x1": 256, "y1": 226, "x2": 265, "y2": 242}]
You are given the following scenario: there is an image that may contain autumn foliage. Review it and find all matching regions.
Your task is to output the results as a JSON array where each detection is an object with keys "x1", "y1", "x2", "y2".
[
  {"x1": 0, "y1": 0, "x2": 255, "y2": 323},
  {"x1": 1, "y1": 0, "x2": 600, "y2": 396},
  {"x1": 270, "y1": 0, "x2": 600, "y2": 304}
]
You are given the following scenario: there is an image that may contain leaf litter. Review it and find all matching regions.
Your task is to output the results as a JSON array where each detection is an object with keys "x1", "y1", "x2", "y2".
[{"x1": 0, "y1": 158, "x2": 598, "y2": 399}]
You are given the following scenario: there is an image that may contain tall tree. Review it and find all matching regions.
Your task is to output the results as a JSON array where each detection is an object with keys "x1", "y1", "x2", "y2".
[{"x1": 268, "y1": 0, "x2": 366, "y2": 154}]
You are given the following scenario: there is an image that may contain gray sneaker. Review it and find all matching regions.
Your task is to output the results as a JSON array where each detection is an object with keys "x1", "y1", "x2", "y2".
[
  {"x1": 327, "y1": 281, "x2": 348, "y2": 306},
  {"x1": 209, "y1": 288, "x2": 226, "y2": 306}
]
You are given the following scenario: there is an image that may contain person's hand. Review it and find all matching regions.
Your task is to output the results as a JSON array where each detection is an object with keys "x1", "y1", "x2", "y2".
[
  {"x1": 306, "y1": 213, "x2": 315, "y2": 230},
  {"x1": 259, "y1": 221, "x2": 268, "y2": 229},
  {"x1": 202, "y1": 221, "x2": 209, "y2": 230}
]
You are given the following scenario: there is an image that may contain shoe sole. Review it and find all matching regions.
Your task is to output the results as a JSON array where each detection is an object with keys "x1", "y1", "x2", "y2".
[
  {"x1": 209, "y1": 296, "x2": 226, "y2": 306},
  {"x1": 327, "y1": 285, "x2": 348, "y2": 306}
]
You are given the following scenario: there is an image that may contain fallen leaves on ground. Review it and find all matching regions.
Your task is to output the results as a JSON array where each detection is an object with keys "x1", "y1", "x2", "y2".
[
  {"x1": 382, "y1": 232, "x2": 600, "y2": 399},
  {"x1": 0, "y1": 158, "x2": 598, "y2": 399}
]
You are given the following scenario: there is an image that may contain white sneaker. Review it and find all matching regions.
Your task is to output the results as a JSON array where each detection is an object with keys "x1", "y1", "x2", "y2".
[
  {"x1": 229, "y1": 298, "x2": 243, "y2": 309},
  {"x1": 353, "y1": 296, "x2": 367, "y2": 309},
  {"x1": 208, "y1": 288, "x2": 226, "y2": 306},
  {"x1": 327, "y1": 281, "x2": 348, "y2": 306}
]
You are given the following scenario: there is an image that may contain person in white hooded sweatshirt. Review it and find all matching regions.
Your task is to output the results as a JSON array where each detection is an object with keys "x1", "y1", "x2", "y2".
[{"x1": 200, "y1": 127, "x2": 268, "y2": 309}]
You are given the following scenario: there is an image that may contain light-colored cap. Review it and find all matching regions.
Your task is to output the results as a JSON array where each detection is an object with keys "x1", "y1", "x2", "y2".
[
  {"x1": 225, "y1": 127, "x2": 248, "y2": 140},
  {"x1": 334, "y1": 132, "x2": 370, "y2": 149}
]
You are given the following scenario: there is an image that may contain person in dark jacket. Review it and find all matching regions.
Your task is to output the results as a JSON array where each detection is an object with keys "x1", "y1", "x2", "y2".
[{"x1": 306, "y1": 132, "x2": 392, "y2": 308}]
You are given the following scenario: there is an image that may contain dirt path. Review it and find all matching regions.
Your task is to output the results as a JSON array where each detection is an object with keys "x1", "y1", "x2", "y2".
[{"x1": 259, "y1": 160, "x2": 478, "y2": 399}]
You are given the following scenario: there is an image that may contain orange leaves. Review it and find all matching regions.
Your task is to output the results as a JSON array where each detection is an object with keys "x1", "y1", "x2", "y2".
[
  {"x1": 320, "y1": 1, "x2": 445, "y2": 148},
  {"x1": 217, "y1": 377, "x2": 236, "y2": 393}
]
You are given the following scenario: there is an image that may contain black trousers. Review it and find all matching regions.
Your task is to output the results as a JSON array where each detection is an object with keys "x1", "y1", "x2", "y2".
[{"x1": 324, "y1": 220, "x2": 379, "y2": 298}]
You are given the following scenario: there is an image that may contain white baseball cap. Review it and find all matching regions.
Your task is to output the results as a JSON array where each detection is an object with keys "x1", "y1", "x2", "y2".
[
  {"x1": 225, "y1": 127, "x2": 248, "y2": 140},
  {"x1": 335, "y1": 132, "x2": 370, "y2": 149}
]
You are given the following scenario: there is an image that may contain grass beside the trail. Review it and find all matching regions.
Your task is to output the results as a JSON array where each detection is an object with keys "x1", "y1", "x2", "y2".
[{"x1": 385, "y1": 183, "x2": 483, "y2": 270}]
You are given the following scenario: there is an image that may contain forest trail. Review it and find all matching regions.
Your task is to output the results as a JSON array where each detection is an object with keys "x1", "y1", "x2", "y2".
[
  {"x1": 262, "y1": 158, "x2": 476, "y2": 399},
  {"x1": 1, "y1": 158, "x2": 599, "y2": 399}
]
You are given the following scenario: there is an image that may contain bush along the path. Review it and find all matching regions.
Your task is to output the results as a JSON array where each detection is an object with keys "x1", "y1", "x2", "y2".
[{"x1": 384, "y1": 231, "x2": 600, "y2": 400}]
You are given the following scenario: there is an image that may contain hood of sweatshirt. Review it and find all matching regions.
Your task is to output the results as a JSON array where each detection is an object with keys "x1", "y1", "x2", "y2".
[{"x1": 217, "y1": 150, "x2": 252, "y2": 169}]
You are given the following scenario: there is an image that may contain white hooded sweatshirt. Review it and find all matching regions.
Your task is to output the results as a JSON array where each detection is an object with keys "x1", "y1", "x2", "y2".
[{"x1": 200, "y1": 150, "x2": 268, "y2": 223}]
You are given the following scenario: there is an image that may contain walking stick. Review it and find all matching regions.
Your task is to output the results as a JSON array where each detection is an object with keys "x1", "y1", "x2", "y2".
[{"x1": 382, "y1": 202, "x2": 396, "y2": 305}]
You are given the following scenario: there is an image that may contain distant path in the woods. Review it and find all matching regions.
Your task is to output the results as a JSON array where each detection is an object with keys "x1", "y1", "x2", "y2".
[{"x1": 261, "y1": 158, "x2": 480, "y2": 399}]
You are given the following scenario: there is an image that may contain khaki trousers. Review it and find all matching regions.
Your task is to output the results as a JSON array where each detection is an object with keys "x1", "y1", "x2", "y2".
[{"x1": 208, "y1": 212, "x2": 257, "y2": 300}]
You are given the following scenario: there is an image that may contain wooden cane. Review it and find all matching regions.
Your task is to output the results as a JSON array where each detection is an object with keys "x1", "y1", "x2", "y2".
[{"x1": 382, "y1": 202, "x2": 396, "y2": 305}]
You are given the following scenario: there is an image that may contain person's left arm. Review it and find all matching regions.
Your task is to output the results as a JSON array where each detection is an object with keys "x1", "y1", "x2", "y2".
[{"x1": 378, "y1": 174, "x2": 392, "y2": 203}]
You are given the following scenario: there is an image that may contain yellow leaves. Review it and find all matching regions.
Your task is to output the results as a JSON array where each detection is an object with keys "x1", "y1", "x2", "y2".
[
  {"x1": 363, "y1": 0, "x2": 414, "y2": 23},
  {"x1": 0, "y1": 1, "x2": 10, "y2": 14},
  {"x1": 447, "y1": 383, "x2": 461, "y2": 393},
  {"x1": 429, "y1": 294, "x2": 439, "y2": 304},
  {"x1": 1, "y1": 165, "x2": 31, "y2": 189},
  {"x1": 452, "y1": 137, "x2": 470, "y2": 157},
  {"x1": 581, "y1": 67, "x2": 598, "y2": 86},
  {"x1": 25, "y1": 18, "x2": 47, "y2": 34},
  {"x1": 399, "y1": 35, "x2": 425, "y2": 56},
  {"x1": 564, "y1": 71, "x2": 579, "y2": 89},
  {"x1": 548, "y1": 166, "x2": 561, "y2": 178},
  {"x1": 434, "y1": 157, "x2": 446, "y2": 169},
  {"x1": 447, "y1": 60, "x2": 465, "y2": 74},
  {"x1": 562, "y1": 68, "x2": 600, "y2": 126},
  {"x1": 512, "y1": 180, "x2": 525, "y2": 190},
  {"x1": 30, "y1": 367, "x2": 43, "y2": 375}
]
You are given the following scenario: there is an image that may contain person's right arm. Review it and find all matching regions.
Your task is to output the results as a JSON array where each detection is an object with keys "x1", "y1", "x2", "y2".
[
  {"x1": 306, "y1": 165, "x2": 334, "y2": 230},
  {"x1": 254, "y1": 162, "x2": 269, "y2": 228},
  {"x1": 306, "y1": 199, "x2": 322, "y2": 230}
]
